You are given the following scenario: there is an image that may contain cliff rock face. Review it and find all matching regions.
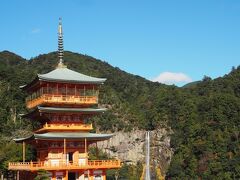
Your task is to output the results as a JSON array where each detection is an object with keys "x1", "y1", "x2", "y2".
[{"x1": 98, "y1": 128, "x2": 173, "y2": 175}]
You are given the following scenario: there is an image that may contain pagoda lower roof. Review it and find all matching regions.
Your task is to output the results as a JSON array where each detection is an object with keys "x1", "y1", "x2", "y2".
[
  {"x1": 38, "y1": 106, "x2": 107, "y2": 113},
  {"x1": 14, "y1": 132, "x2": 113, "y2": 143}
]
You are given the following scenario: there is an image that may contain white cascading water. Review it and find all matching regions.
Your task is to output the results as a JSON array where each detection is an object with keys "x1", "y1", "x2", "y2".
[{"x1": 145, "y1": 131, "x2": 151, "y2": 180}]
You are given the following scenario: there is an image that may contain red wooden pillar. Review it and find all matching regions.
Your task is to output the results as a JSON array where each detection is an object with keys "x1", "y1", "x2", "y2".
[
  {"x1": 74, "y1": 84, "x2": 77, "y2": 96},
  {"x1": 52, "y1": 171, "x2": 56, "y2": 180},
  {"x1": 22, "y1": 141, "x2": 25, "y2": 162},
  {"x1": 65, "y1": 170, "x2": 68, "y2": 180},
  {"x1": 64, "y1": 138, "x2": 66, "y2": 158},
  {"x1": 96, "y1": 142, "x2": 99, "y2": 158},
  {"x1": 85, "y1": 138, "x2": 87, "y2": 153},
  {"x1": 102, "y1": 170, "x2": 106, "y2": 180},
  {"x1": 47, "y1": 83, "x2": 49, "y2": 94}
]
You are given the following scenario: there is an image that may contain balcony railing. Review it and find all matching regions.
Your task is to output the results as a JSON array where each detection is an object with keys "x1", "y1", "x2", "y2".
[
  {"x1": 8, "y1": 160, "x2": 121, "y2": 171},
  {"x1": 35, "y1": 123, "x2": 93, "y2": 133},
  {"x1": 26, "y1": 94, "x2": 98, "y2": 109}
]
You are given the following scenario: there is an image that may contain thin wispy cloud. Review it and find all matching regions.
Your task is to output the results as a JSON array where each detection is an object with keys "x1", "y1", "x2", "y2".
[
  {"x1": 31, "y1": 28, "x2": 41, "y2": 34},
  {"x1": 152, "y1": 72, "x2": 192, "y2": 85}
]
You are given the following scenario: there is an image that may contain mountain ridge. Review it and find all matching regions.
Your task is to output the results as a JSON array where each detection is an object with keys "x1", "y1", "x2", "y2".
[{"x1": 0, "y1": 50, "x2": 239, "y2": 179}]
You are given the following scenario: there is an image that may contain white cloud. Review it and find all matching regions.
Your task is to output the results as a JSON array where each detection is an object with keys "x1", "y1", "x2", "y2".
[
  {"x1": 31, "y1": 28, "x2": 41, "y2": 34},
  {"x1": 152, "y1": 72, "x2": 192, "y2": 85}
]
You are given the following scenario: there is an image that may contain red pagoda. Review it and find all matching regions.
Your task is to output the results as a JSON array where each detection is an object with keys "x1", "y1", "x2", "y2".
[{"x1": 8, "y1": 18, "x2": 121, "y2": 180}]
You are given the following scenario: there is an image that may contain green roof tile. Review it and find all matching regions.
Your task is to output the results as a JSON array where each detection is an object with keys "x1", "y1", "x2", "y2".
[
  {"x1": 38, "y1": 67, "x2": 106, "y2": 84},
  {"x1": 14, "y1": 132, "x2": 113, "y2": 142},
  {"x1": 38, "y1": 106, "x2": 107, "y2": 113}
]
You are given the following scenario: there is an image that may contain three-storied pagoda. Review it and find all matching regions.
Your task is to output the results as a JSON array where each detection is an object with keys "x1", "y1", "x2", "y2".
[{"x1": 8, "y1": 19, "x2": 121, "y2": 180}]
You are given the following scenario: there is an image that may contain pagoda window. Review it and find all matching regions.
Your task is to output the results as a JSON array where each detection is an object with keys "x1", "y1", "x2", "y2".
[
  {"x1": 85, "y1": 89, "x2": 91, "y2": 96},
  {"x1": 67, "y1": 87, "x2": 75, "y2": 96},
  {"x1": 46, "y1": 86, "x2": 54, "y2": 94},
  {"x1": 42, "y1": 86, "x2": 48, "y2": 94},
  {"x1": 68, "y1": 142, "x2": 75, "y2": 148},
  {"x1": 43, "y1": 142, "x2": 49, "y2": 148},
  {"x1": 49, "y1": 87, "x2": 54, "y2": 94},
  {"x1": 59, "y1": 143, "x2": 63, "y2": 148},
  {"x1": 36, "y1": 90, "x2": 40, "y2": 97},
  {"x1": 56, "y1": 84, "x2": 59, "y2": 94},
  {"x1": 47, "y1": 114, "x2": 85, "y2": 123},
  {"x1": 79, "y1": 89, "x2": 85, "y2": 96},
  {"x1": 74, "y1": 142, "x2": 79, "y2": 147},
  {"x1": 74, "y1": 84, "x2": 77, "y2": 95},
  {"x1": 40, "y1": 87, "x2": 43, "y2": 95},
  {"x1": 73, "y1": 116, "x2": 81, "y2": 122},
  {"x1": 31, "y1": 93, "x2": 35, "y2": 99},
  {"x1": 62, "y1": 116, "x2": 68, "y2": 121},
  {"x1": 75, "y1": 142, "x2": 84, "y2": 148},
  {"x1": 54, "y1": 115, "x2": 59, "y2": 121},
  {"x1": 29, "y1": 89, "x2": 41, "y2": 99},
  {"x1": 47, "y1": 83, "x2": 49, "y2": 94},
  {"x1": 49, "y1": 142, "x2": 63, "y2": 148},
  {"x1": 58, "y1": 116, "x2": 62, "y2": 121},
  {"x1": 61, "y1": 115, "x2": 72, "y2": 122},
  {"x1": 50, "y1": 143, "x2": 59, "y2": 148},
  {"x1": 49, "y1": 115, "x2": 58, "y2": 122},
  {"x1": 59, "y1": 87, "x2": 66, "y2": 95},
  {"x1": 75, "y1": 88, "x2": 79, "y2": 96},
  {"x1": 66, "y1": 84, "x2": 68, "y2": 95}
]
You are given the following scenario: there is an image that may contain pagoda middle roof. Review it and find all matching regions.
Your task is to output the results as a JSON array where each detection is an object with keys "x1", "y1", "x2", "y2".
[
  {"x1": 22, "y1": 106, "x2": 107, "y2": 119},
  {"x1": 14, "y1": 132, "x2": 113, "y2": 143},
  {"x1": 37, "y1": 67, "x2": 106, "y2": 84}
]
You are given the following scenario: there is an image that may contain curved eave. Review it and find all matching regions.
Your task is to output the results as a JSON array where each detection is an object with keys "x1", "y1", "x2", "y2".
[
  {"x1": 20, "y1": 67, "x2": 107, "y2": 91},
  {"x1": 14, "y1": 133, "x2": 113, "y2": 143},
  {"x1": 22, "y1": 106, "x2": 107, "y2": 119},
  {"x1": 38, "y1": 77, "x2": 106, "y2": 85},
  {"x1": 35, "y1": 132, "x2": 113, "y2": 141},
  {"x1": 21, "y1": 109, "x2": 39, "y2": 119},
  {"x1": 19, "y1": 85, "x2": 27, "y2": 89},
  {"x1": 14, "y1": 135, "x2": 34, "y2": 143},
  {"x1": 20, "y1": 77, "x2": 39, "y2": 91},
  {"x1": 20, "y1": 76, "x2": 105, "y2": 92},
  {"x1": 38, "y1": 106, "x2": 107, "y2": 113},
  {"x1": 37, "y1": 67, "x2": 106, "y2": 85}
]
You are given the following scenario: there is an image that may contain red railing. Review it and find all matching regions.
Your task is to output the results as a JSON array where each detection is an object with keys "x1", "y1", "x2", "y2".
[
  {"x1": 35, "y1": 123, "x2": 93, "y2": 132},
  {"x1": 9, "y1": 160, "x2": 121, "y2": 171},
  {"x1": 26, "y1": 94, "x2": 98, "y2": 109}
]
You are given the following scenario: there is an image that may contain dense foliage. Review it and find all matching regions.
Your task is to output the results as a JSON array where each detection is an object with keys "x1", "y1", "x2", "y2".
[{"x1": 0, "y1": 50, "x2": 239, "y2": 179}]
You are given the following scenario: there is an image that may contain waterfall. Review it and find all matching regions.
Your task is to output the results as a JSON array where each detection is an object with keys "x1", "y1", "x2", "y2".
[{"x1": 145, "y1": 131, "x2": 151, "y2": 180}]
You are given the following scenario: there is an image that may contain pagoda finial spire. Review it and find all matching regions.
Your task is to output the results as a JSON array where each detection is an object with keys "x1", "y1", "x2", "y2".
[{"x1": 57, "y1": 17, "x2": 66, "y2": 68}]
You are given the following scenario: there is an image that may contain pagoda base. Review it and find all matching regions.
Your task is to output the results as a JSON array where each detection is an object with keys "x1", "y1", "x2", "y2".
[
  {"x1": 9, "y1": 160, "x2": 120, "y2": 171},
  {"x1": 18, "y1": 169, "x2": 107, "y2": 180},
  {"x1": 9, "y1": 160, "x2": 120, "y2": 180}
]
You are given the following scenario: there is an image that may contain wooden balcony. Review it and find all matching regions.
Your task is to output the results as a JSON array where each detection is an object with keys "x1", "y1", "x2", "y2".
[
  {"x1": 26, "y1": 94, "x2": 98, "y2": 109},
  {"x1": 8, "y1": 160, "x2": 121, "y2": 171},
  {"x1": 35, "y1": 123, "x2": 93, "y2": 133}
]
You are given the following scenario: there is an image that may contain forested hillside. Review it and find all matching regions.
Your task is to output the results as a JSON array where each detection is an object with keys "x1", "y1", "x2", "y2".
[{"x1": 0, "y1": 50, "x2": 239, "y2": 179}]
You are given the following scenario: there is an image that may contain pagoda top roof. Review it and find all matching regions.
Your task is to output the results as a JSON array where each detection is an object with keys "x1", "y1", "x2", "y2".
[
  {"x1": 21, "y1": 66, "x2": 106, "y2": 90},
  {"x1": 37, "y1": 66, "x2": 106, "y2": 84},
  {"x1": 14, "y1": 132, "x2": 113, "y2": 143}
]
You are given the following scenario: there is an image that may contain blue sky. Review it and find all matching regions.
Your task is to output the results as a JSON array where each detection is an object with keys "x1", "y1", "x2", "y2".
[{"x1": 0, "y1": 0, "x2": 240, "y2": 86}]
